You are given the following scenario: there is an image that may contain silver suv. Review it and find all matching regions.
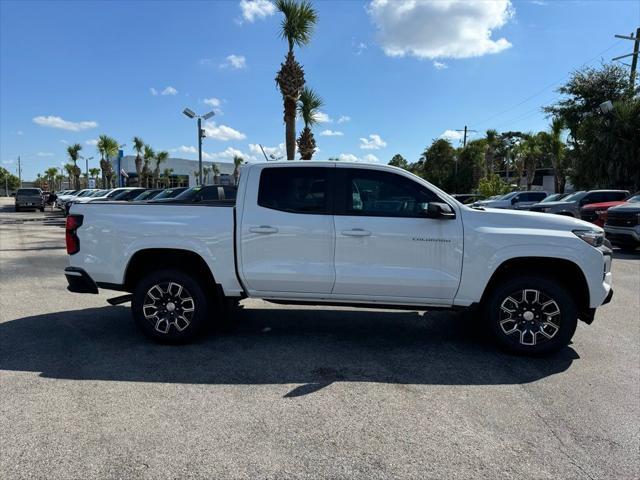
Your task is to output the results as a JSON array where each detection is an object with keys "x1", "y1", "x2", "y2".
[
  {"x1": 14, "y1": 188, "x2": 45, "y2": 212},
  {"x1": 528, "y1": 190, "x2": 629, "y2": 217}
]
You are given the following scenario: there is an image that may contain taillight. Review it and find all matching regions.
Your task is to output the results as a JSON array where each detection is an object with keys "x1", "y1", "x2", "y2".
[{"x1": 65, "y1": 214, "x2": 83, "y2": 255}]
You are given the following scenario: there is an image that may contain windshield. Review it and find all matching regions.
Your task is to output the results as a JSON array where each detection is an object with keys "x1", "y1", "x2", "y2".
[
  {"x1": 174, "y1": 187, "x2": 201, "y2": 200},
  {"x1": 91, "y1": 190, "x2": 109, "y2": 197},
  {"x1": 626, "y1": 193, "x2": 640, "y2": 203},
  {"x1": 106, "y1": 189, "x2": 126, "y2": 198},
  {"x1": 541, "y1": 193, "x2": 565, "y2": 203},
  {"x1": 562, "y1": 191, "x2": 586, "y2": 202},
  {"x1": 133, "y1": 189, "x2": 161, "y2": 201},
  {"x1": 77, "y1": 190, "x2": 95, "y2": 197},
  {"x1": 153, "y1": 187, "x2": 188, "y2": 199},
  {"x1": 499, "y1": 192, "x2": 518, "y2": 200}
]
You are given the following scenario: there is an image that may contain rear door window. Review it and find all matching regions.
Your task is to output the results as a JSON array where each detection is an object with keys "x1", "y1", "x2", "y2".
[{"x1": 258, "y1": 167, "x2": 330, "y2": 214}]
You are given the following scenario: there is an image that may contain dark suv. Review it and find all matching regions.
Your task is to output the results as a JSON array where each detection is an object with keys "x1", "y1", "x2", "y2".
[
  {"x1": 528, "y1": 190, "x2": 629, "y2": 217},
  {"x1": 604, "y1": 203, "x2": 640, "y2": 252}
]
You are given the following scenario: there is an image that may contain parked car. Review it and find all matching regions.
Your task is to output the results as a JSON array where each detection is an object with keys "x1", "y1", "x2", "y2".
[
  {"x1": 155, "y1": 185, "x2": 237, "y2": 203},
  {"x1": 132, "y1": 189, "x2": 163, "y2": 201},
  {"x1": 14, "y1": 188, "x2": 45, "y2": 212},
  {"x1": 473, "y1": 191, "x2": 548, "y2": 210},
  {"x1": 65, "y1": 161, "x2": 613, "y2": 356},
  {"x1": 603, "y1": 202, "x2": 640, "y2": 252},
  {"x1": 580, "y1": 192, "x2": 640, "y2": 227},
  {"x1": 452, "y1": 194, "x2": 485, "y2": 205},
  {"x1": 110, "y1": 188, "x2": 147, "y2": 201},
  {"x1": 61, "y1": 189, "x2": 100, "y2": 214},
  {"x1": 55, "y1": 190, "x2": 80, "y2": 208},
  {"x1": 147, "y1": 187, "x2": 188, "y2": 201},
  {"x1": 86, "y1": 187, "x2": 144, "y2": 203},
  {"x1": 528, "y1": 190, "x2": 630, "y2": 217}
]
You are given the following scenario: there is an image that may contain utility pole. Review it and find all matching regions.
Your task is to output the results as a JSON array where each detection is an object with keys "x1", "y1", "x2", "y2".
[
  {"x1": 17, "y1": 156, "x2": 22, "y2": 187},
  {"x1": 455, "y1": 126, "x2": 477, "y2": 148},
  {"x1": 613, "y1": 27, "x2": 640, "y2": 95},
  {"x1": 197, "y1": 117, "x2": 203, "y2": 186}
]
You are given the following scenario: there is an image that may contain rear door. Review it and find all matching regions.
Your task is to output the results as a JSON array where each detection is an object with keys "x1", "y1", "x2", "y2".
[
  {"x1": 332, "y1": 166, "x2": 463, "y2": 303},
  {"x1": 239, "y1": 165, "x2": 336, "y2": 294}
]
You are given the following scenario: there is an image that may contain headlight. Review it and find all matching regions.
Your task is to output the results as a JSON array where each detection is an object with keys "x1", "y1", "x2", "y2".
[{"x1": 573, "y1": 229, "x2": 604, "y2": 247}]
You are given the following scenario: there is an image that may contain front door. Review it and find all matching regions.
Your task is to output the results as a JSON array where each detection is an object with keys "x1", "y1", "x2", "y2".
[
  {"x1": 332, "y1": 167, "x2": 463, "y2": 303},
  {"x1": 239, "y1": 165, "x2": 336, "y2": 294}
]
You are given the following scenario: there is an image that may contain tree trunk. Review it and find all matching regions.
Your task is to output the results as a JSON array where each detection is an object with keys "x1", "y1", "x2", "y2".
[{"x1": 284, "y1": 97, "x2": 296, "y2": 160}]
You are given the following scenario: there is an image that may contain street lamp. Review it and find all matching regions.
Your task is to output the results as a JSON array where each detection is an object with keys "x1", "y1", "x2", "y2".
[
  {"x1": 80, "y1": 156, "x2": 94, "y2": 187},
  {"x1": 183, "y1": 108, "x2": 215, "y2": 185}
]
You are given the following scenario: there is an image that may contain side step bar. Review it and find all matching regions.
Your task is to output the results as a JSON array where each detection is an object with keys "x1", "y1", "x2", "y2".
[{"x1": 107, "y1": 294, "x2": 133, "y2": 306}]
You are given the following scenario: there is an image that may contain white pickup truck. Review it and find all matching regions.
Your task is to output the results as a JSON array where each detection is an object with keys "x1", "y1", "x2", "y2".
[{"x1": 65, "y1": 161, "x2": 613, "y2": 355}]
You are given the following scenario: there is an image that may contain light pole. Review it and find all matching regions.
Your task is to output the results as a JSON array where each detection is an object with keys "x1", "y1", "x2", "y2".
[
  {"x1": 117, "y1": 144, "x2": 126, "y2": 187},
  {"x1": 183, "y1": 108, "x2": 214, "y2": 186},
  {"x1": 80, "y1": 156, "x2": 94, "y2": 188}
]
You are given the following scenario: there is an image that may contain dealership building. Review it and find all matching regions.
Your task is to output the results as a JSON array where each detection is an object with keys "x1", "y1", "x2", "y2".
[{"x1": 115, "y1": 155, "x2": 235, "y2": 187}]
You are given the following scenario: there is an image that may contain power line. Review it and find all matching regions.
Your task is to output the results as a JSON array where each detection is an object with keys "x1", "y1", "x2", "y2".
[{"x1": 469, "y1": 40, "x2": 624, "y2": 130}]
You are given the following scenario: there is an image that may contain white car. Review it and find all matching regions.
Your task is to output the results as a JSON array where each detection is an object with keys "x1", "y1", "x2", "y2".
[
  {"x1": 65, "y1": 161, "x2": 613, "y2": 355},
  {"x1": 474, "y1": 191, "x2": 548, "y2": 210}
]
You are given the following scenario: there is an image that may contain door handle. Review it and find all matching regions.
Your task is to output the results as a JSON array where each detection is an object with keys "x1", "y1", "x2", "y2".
[
  {"x1": 249, "y1": 225, "x2": 279, "y2": 234},
  {"x1": 341, "y1": 228, "x2": 371, "y2": 237}
]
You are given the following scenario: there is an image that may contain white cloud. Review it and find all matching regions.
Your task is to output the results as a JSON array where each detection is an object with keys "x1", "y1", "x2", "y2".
[
  {"x1": 339, "y1": 153, "x2": 359, "y2": 162},
  {"x1": 354, "y1": 41, "x2": 367, "y2": 55},
  {"x1": 239, "y1": 0, "x2": 275, "y2": 22},
  {"x1": 15, "y1": 130, "x2": 24, "y2": 135},
  {"x1": 203, "y1": 122, "x2": 246, "y2": 141},
  {"x1": 203, "y1": 97, "x2": 221, "y2": 107},
  {"x1": 337, "y1": 115, "x2": 351, "y2": 123},
  {"x1": 433, "y1": 61, "x2": 448, "y2": 70},
  {"x1": 361, "y1": 154, "x2": 380, "y2": 163},
  {"x1": 319, "y1": 129, "x2": 344, "y2": 137},
  {"x1": 221, "y1": 54, "x2": 247, "y2": 69},
  {"x1": 33, "y1": 115, "x2": 98, "y2": 132},
  {"x1": 150, "y1": 86, "x2": 178, "y2": 96},
  {"x1": 171, "y1": 145, "x2": 197, "y2": 154},
  {"x1": 439, "y1": 129, "x2": 464, "y2": 141},
  {"x1": 85, "y1": 139, "x2": 98, "y2": 146},
  {"x1": 359, "y1": 134, "x2": 387, "y2": 150},
  {"x1": 368, "y1": 0, "x2": 514, "y2": 60},
  {"x1": 204, "y1": 146, "x2": 257, "y2": 162},
  {"x1": 248, "y1": 143, "x2": 286, "y2": 160},
  {"x1": 199, "y1": 58, "x2": 214, "y2": 66},
  {"x1": 314, "y1": 111, "x2": 331, "y2": 123},
  {"x1": 2, "y1": 159, "x2": 14, "y2": 165},
  {"x1": 37, "y1": 152, "x2": 54, "y2": 157}
]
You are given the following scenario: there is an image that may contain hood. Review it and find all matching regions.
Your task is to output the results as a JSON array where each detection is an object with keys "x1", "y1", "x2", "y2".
[
  {"x1": 581, "y1": 200, "x2": 625, "y2": 210},
  {"x1": 464, "y1": 206, "x2": 600, "y2": 232},
  {"x1": 608, "y1": 203, "x2": 640, "y2": 213},
  {"x1": 529, "y1": 200, "x2": 575, "y2": 208}
]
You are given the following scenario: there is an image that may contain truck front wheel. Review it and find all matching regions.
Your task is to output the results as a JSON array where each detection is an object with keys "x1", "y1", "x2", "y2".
[
  {"x1": 132, "y1": 269, "x2": 210, "y2": 343},
  {"x1": 485, "y1": 276, "x2": 578, "y2": 355}
]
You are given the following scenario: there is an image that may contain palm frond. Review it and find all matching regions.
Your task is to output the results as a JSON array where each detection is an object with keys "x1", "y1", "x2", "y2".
[
  {"x1": 298, "y1": 87, "x2": 323, "y2": 126},
  {"x1": 276, "y1": 0, "x2": 318, "y2": 51}
]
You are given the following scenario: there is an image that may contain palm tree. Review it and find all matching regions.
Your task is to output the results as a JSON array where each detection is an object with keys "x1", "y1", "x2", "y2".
[
  {"x1": 63, "y1": 164, "x2": 75, "y2": 189},
  {"x1": 132, "y1": 137, "x2": 145, "y2": 187},
  {"x1": 193, "y1": 170, "x2": 200, "y2": 186},
  {"x1": 97, "y1": 135, "x2": 118, "y2": 188},
  {"x1": 154, "y1": 151, "x2": 168, "y2": 188},
  {"x1": 275, "y1": 0, "x2": 318, "y2": 160},
  {"x1": 484, "y1": 129, "x2": 499, "y2": 176},
  {"x1": 162, "y1": 167, "x2": 174, "y2": 188},
  {"x1": 549, "y1": 117, "x2": 566, "y2": 193},
  {"x1": 202, "y1": 165, "x2": 211, "y2": 185},
  {"x1": 232, "y1": 156, "x2": 245, "y2": 185},
  {"x1": 89, "y1": 167, "x2": 101, "y2": 186},
  {"x1": 296, "y1": 87, "x2": 323, "y2": 160},
  {"x1": 212, "y1": 163, "x2": 221, "y2": 184},
  {"x1": 66, "y1": 143, "x2": 82, "y2": 189},
  {"x1": 45, "y1": 167, "x2": 58, "y2": 190},
  {"x1": 54, "y1": 174, "x2": 64, "y2": 190},
  {"x1": 518, "y1": 133, "x2": 542, "y2": 190},
  {"x1": 142, "y1": 145, "x2": 155, "y2": 188}
]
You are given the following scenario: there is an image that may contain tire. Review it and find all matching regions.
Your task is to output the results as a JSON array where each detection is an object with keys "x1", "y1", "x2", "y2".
[
  {"x1": 131, "y1": 269, "x2": 212, "y2": 344},
  {"x1": 484, "y1": 275, "x2": 577, "y2": 356}
]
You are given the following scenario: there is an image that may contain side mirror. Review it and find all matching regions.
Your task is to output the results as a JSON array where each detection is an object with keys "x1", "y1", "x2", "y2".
[{"x1": 424, "y1": 202, "x2": 456, "y2": 219}]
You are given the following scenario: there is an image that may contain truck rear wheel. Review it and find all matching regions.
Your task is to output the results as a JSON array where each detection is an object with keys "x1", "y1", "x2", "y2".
[
  {"x1": 132, "y1": 269, "x2": 210, "y2": 344},
  {"x1": 485, "y1": 275, "x2": 577, "y2": 355}
]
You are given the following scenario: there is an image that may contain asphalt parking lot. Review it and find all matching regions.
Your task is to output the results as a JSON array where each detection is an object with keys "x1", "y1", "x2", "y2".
[{"x1": 0, "y1": 198, "x2": 638, "y2": 479}]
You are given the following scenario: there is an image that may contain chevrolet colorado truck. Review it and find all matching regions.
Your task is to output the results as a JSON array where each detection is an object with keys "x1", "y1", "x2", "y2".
[{"x1": 64, "y1": 161, "x2": 613, "y2": 355}]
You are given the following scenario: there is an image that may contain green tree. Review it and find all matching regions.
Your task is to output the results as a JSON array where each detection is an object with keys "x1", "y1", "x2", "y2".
[
  {"x1": 457, "y1": 139, "x2": 486, "y2": 193},
  {"x1": 537, "y1": 117, "x2": 568, "y2": 192},
  {"x1": 420, "y1": 138, "x2": 457, "y2": 192},
  {"x1": 162, "y1": 167, "x2": 174, "y2": 188},
  {"x1": 516, "y1": 133, "x2": 543, "y2": 190},
  {"x1": 66, "y1": 143, "x2": 82, "y2": 189},
  {"x1": 484, "y1": 129, "x2": 500, "y2": 176},
  {"x1": 296, "y1": 87, "x2": 323, "y2": 160},
  {"x1": 232, "y1": 156, "x2": 244, "y2": 185},
  {"x1": 89, "y1": 167, "x2": 101, "y2": 187},
  {"x1": 142, "y1": 145, "x2": 155, "y2": 188},
  {"x1": 132, "y1": 136, "x2": 145, "y2": 187},
  {"x1": 478, "y1": 174, "x2": 511, "y2": 197},
  {"x1": 154, "y1": 151, "x2": 168, "y2": 188},
  {"x1": 45, "y1": 167, "x2": 58, "y2": 190},
  {"x1": 0, "y1": 166, "x2": 20, "y2": 192},
  {"x1": 388, "y1": 154, "x2": 409, "y2": 169},
  {"x1": 275, "y1": 0, "x2": 318, "y2": 160},
  {"x1": 97, "y1": 135, "x2": 118, "y2": 188}
]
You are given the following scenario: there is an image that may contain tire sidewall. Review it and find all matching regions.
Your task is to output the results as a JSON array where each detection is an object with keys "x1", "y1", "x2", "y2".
[
  {"x1": 486, "y1": 275, "x2": 578, "y2": 355},
  {"x1": 132, "y1": 269, "x2": 210, "y2": 344}
]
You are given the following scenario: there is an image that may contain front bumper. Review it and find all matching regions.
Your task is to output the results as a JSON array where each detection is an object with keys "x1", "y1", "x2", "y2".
[
  {"x1": 604, "y1": 225, "x2": 640, "y2": 244},
  {"x1": 65, "y1": 267, "x2": 98, "y2": 294}
]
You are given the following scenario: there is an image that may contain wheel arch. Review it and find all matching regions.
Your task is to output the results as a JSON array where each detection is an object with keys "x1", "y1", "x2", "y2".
[
  {"x1": 480, "y1": 256, "x2": 591, "y2": 322},
  {"x1": 124, "y1": 248, "x2": 221, "y2": 300}
]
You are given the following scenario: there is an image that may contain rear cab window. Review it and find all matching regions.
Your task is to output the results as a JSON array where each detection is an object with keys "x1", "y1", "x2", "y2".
[{"x1": 17, "y1": 189, "x2": 41, "y2": 195}]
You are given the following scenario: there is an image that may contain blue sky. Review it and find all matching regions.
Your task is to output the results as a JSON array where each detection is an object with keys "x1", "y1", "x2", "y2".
[{"x1": 1, "y1": 0, "x2": 639, "y2": 180}]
